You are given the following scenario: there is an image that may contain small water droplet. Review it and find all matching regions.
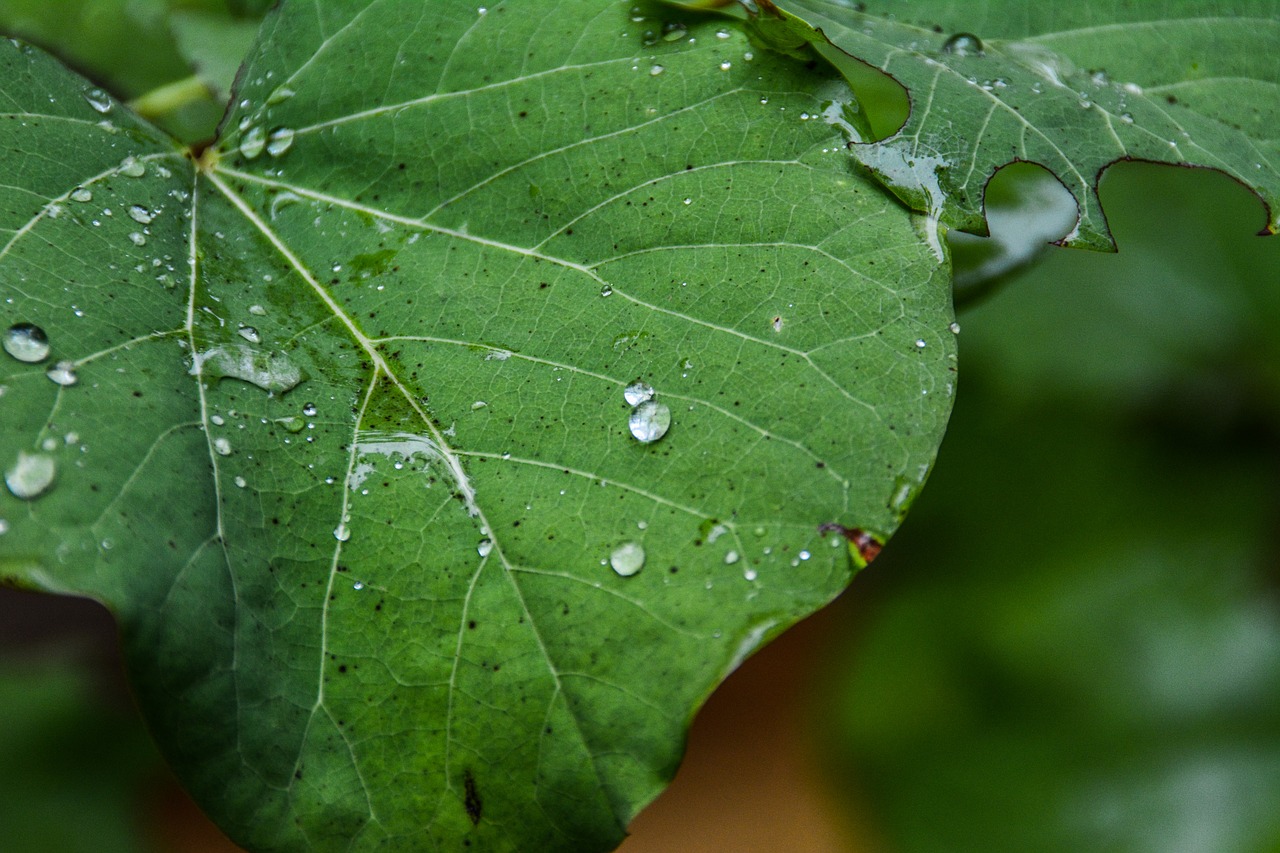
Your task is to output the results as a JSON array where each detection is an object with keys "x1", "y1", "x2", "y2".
[
  {"x1": 83, "y1": 88, "x2": 112, "y2": 113},
  {"x1": 267, "y1": 127, "x2": 295, "y2": 157},
  {"x1": 623, "y1": 381, "x2": 654, "y2": 406},
  {"x1": 799, "y1": 550, "x2": 811, "y2": 561},
  {"x1": 477, "y1": 538, "x2": 494, "y2": 557},
  {"x1": 266, "y1": 85, "x2": 296, "y2": 105},
  {"x1": 724, "y1": 550, "x2": 740, "y2": 565},
  {"x1": 471, "y1": 400, "x2": 488, "y2": 410},
  {"x1": 334, "y1": 523, "x2": 351, "y2": 542},
  {"x1": 279, "y1": 415, "x2": 305, "y2": 433},
  {"x1": 248, "y1": 304, "x2": 267, "y2": 316},
  {"x1": 70, "y1": 187, "x2": 93, "y2": 203},
  {"x1": 46, "y1": 360, "x2": 78, "y2": 386},
  {"x1": 716, "y1": 28, "x2": 731, "y2": 39},
  {"x1": 661, "y1": 22, "x2": 687, "y2": 41},
  {"x1": 128, "y1": 232, "x2": 147, "y2": 246},
  {"x1": 234, "y1": 476, "x2": 247, "y2": 488},
  {"x1": 719, "y1": 61, "x2": 731, "y2": 71},
  {"x1": 744, "y1": 567, "x2": 758, "y2": 581},
  {"x1": 239, "y1": 125, "x2": 266, "y2": 159},
  {"x1": 238, "y1": 326, "x2": 261, "y2": 344},
  {"x1": 942, "y1": 33, "x2": 983, "y2": 56},
  {"x1": 600, "y1": 284, "x2": 614, "y2": 297},
  {"x1": 118, "y1": 156, "x2": 146, "y2": 177},
  {"x1": 649, "y1": 64, "x2": 665, "y2": 76},
  {"x1": 210, "y1": 414, "x2": 225, "y2": 426},
  {"x1": 5, "y1": 450, "x2": 56, "y2": 499},
  {"x1": 915, "y1": 339, "x2": 927, "y2": 348},
  {"x1": 610, "y1": 541, "x2": 645, "y2": 576},
  {"x1": 683, "y1": 196, "x2": 693, "y2": 205},
  {"x1": 128, "y1": 205, "x2": 154, "y2": 224},
  {"x1": 4, "y1": 323, "x2": 50, "y2": 363},
  {"x1": 213, "y1": 437, "x2": 232, "y2": 456},
  {"x1": 628, "y1": 400, "x2": 671, "y2": 443},
  {"x1": 302, "y1": 403, "x2": 318, "y2": 417}
]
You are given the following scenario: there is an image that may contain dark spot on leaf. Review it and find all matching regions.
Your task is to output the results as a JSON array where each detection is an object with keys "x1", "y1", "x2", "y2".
[{"x1": 464, "y1": 769, "x2": 482, "y2": 825}]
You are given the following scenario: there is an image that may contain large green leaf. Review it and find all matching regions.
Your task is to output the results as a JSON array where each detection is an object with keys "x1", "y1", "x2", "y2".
[
  {"x1": 712, "y1": 0, "x2": 1280, "y2": 250},
  {"x1": 0, "y1": 1, "x2": 954, "y2": 849}
]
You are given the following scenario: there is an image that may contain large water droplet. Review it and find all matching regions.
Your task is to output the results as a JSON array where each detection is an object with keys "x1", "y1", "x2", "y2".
[
  {"x1": 4, "y1": 323, "x2": 50, "y2": 363},
  {"x1": 628, "y1": 400, "x2": 671, "y2": 443},
  {"x1": 267, "y1": 127, "x2": 295, "y2": 157},
  {"x1": 623, "y1": 381, "x2": 654, "y2": 406},
  {"x1": 610, "y1": 541, "x2": 645, "y2": 576},
  {"x1": 239, "y1": 125, "x2": 266, "y2": 159},
  {"x1": 661, "y1": 22, "x2": 687, "y2": 41},
  {"x1": 649, "y1": 64, "x2": 665, "y2": 76},
  {"x1": 5, "y1": 450, "x2": 56, "y2": 500},
  {"x1": 477, "y1": 538, "x2": 494, "y2": 557},
  {"x1": 69, "y1": 187, "x2": 93, "y2": 203},
  {"x1": 213, "y1": 437, "x2": 233, "y2": 456},
  {"x1": 942, "y1": 33, "x2": 983, "y2": 56},
  {"x1": 128, "y1": 204, "x2": 154, "y2": 224},
  {"x1": 118, "y1": 156, "x2": 146, "y2": 178},
  {"x1": 83, "y1": 88, "x2": 112, "y2": 114},
  {"x1": 237, "y1": 326, "x2": 261, "y2": 344},
  {"x1": 45, "y1": 360, "x2": 78, "y2": 386},
  {"x1": 128, "y1": 232, "x2": 147, "y2": 247},
  {"x1": 302, "y1": 403, "x2": 318, "y2": 417},
  {"x1": 266, "y1": 85, "x2": 296, "y2": 105},
  {"x1": 334, "y1": 522, "x2": 351, "y2": 542},
  {"x1": 191, "y1": 344, "x2": 306, "y2": 394}
]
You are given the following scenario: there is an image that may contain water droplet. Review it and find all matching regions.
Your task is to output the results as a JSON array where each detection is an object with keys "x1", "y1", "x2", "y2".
[
  {"x1": 279, "y1": 415, "x2": 305, "y2": 433},
  {"x1": 266, "y1": 85, "x2": 296, "y2": 105},
  {"x1": 190, "y1": 344, "x2": 306, "y2": 394},
  {"x1": 649, "y1": 64, "x2": 665, "y2": 76},
  {"x1": 302, "y1": 403, "x2": 318, "y2": 417},
  {"x1": 628, "y1": 400, "x2": 671, "y2": 443},
  {"x1": 799, "y1": 550, "x2": 811, "y2": 560},
  {"x1": 477, "y1": 538, "x2": 494, "y2": 557},
  {"x1": 128, "y1": 232, "x2": 147, "y2": 247},
  {"x1": 128, "y1": 204, "x2": 154, "y2": 224},
  {"x1": 744, "y1": 567, "x2": 758, "y2": 581},
  {"x1": 471, "y1": 400, "x2": 487, "y2": 410},
  {"x1": 599, "y1": 284, "x2": 613, "y2": 297},
  {"x1": 661, "y1": 22, "x2": 687, "y2": 41},
  {"x1": 334, "y1": 523, "x2": 351, "y2": 542},
  {"x1": 267, "y1": 127, "x2": 295, "y2": 157},
  {"x1": 118, "y1": 156, "x2": 146, "y2": 178},
  {"x1": 83, "y1": 88, "x2": 112, "y2": 113},
  {"x1": 239, "y1": 125, "x2": 266, "y2": 159},
  {"x1": 237, "y1": 326, "x2": 261, "y2": 344},
  {"x1": 623, "y1": 381, "x2": 654, "y2": 406},
  {"x1": 213, "y1": 437, "x2": 232, "y2": 456},
  {"x1": 69, "y1": 187, "x2": 93, "y2": 203},
  {"x1": 719, "y1": 61, "x2": 731, "y2": 71},
  {"x1": 942, "y1": 33, "x2": 983, "y2": 56},
  {"x1": 716, "y1": 28, "x2": 731, "y2": 39},
  {"x1": 234, "y1": 476, "x2": 247, "y2": 488},
  {"x1": 610, "y1": 541, "x2": 645, "y2": 576},
  {"x1": 45, "y1": 360, "x2": 78, "y2": 386},
  {"x1": 248, "y1": 304, "x2": 267, "y2": 316},
  {"x1": 949, "y1": 322, "x2": 961, "y2": 334},
  {"x1": 4, "y1": 323, "x2": 50, "y2": 363},
  {"x1": 683, "y1": 196, "x2": 693, "y2": 205},
  {"x1": 210, "y1": 414, "x2": 225, "y2": 426},
  {"x1": 5, "y1": 450, "x2": 55, "y2": 499},
  {"x1": 915, "y1": 339, "x2": 927, "y2": 348},
  {"x1": 724, "y1": 550, "x2": 740, "y2": 565}
]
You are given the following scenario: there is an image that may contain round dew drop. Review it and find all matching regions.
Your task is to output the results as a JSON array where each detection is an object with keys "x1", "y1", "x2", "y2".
[
  {"x1": 5, "y1": 451, "x2": 56, "y2": 500},
  {"x1": 239, "y1": 125, "x2": 267, "y2": 159},
  {"x1": 623, "y1": 381, "x2": 655, "y2": 406},
  {"x1": 3, "y1": 323, "x2": 50, "y2": 363},
  {"x1": 213, "y1": 437, "x2": 233, "y2": 456},
  {"x1": 334, "y1": 523, "x2": 351, "y2": 542},
  {"x1": 628, "y1": 400, "x2": 671, "y2": 443},
  {"x1": 942, "y1": 32, "x2": 984, "y2": 56},
  {"x1": 610, "y1": 541, "x2": 645, "y2": 577},
  {"x1": 477, "y1": 538, "x2": 494, "y2": 558},
  {"x1": 267, "y1": 127, "x2": 295, "y2": 157},
  {"x1": 70, "y1": 187, "x2": 93, "y2": 203},
  {"x1": 46, "y1": 361, "x2": 78, "y2": 386}
]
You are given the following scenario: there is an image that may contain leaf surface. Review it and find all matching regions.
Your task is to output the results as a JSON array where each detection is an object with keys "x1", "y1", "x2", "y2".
[
  {"x1": 0, "y1": 1, "x2": 954, "y2": 849},
  {"x1": 739, "y1": 0, "x2": 1280, "y2": 250}
]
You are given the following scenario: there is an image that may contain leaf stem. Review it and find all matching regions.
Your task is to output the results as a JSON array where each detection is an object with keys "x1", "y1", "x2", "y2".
[{"x1": 128, "y1": 75, "x2": 214, "y2": 120}]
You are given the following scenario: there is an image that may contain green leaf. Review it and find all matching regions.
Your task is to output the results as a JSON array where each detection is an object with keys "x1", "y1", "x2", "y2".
[
  {"x1": 0, "y1": 1, "x2": 954, "y2": 849},
  {"x1": 730, "y1": 0, "x2": 1280, "y2": 250}
]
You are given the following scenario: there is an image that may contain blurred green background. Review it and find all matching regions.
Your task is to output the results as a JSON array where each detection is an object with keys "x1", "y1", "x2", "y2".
[{"x1": 2, "y1": 3, "x2": 1278, "y2": 850}]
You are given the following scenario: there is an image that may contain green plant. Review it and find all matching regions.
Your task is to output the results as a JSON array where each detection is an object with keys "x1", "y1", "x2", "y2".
[{"x1": 1, "y1": 1, "x2": 1275, "y2": 850}]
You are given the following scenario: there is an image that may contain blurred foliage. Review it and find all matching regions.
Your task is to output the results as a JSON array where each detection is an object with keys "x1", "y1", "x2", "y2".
[
  {"x1": 0, "y1": 655, "x2": 163, "y2": 853},
  {"x1": 0, "y1": 0, "x2": 265, "y2": 141},
  {"x1": 820, "y1": 163, "x2": 1280, "y2": 851}
]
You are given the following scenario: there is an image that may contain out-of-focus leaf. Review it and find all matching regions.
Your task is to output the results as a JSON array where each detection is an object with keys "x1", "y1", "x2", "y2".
[{"x1": 170, "y1": 11, "x2": 261, "y2": 99}]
